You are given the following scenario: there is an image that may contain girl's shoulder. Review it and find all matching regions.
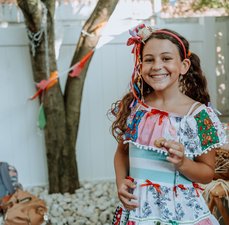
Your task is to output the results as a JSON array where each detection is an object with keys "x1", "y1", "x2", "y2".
[
  {"x1": 181, "y1": 103, "x2": 227, "y2": 156},
  {"x1": 186, "y1": 102, "x2": 221, "y2": 124}
]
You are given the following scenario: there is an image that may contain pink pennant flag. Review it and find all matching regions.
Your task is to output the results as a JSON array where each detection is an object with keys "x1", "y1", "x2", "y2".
[
  {"x1": 69, "y1": 49, "x2": 94, "y2": 77},
  {"x1": 36, "y1": 79, "x2": 50, "y2": 90}
]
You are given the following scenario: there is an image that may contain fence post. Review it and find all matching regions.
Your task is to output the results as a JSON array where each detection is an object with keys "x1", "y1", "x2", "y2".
[{"x1": 202, "y1": 17, "x2": 217, "y2": 106}]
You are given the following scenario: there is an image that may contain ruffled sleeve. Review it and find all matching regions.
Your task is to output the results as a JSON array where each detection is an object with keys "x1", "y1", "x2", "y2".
[
  {"x1": 181, "y1": 105, "x2": 227, "y2": 157},
  {"x1": 123, "y1": 104, "x2": 181, "y2": 155}
]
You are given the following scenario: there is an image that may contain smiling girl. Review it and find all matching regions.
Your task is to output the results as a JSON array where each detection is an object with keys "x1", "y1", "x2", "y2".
[{"x1": 111, "y1": 24, "x2": 227, "y2": 225}]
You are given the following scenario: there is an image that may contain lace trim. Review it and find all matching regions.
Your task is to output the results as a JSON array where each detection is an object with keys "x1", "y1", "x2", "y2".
[
  {"x1": 124, "y1": 140, "x2": 228, "y2": 157},
  {"x1": 124, "y1": 140, "x2": 169, "y2": 155}
]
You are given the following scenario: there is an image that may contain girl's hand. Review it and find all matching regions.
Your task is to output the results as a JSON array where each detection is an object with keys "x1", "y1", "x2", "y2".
[
  {"x1": 163, "y1": 140, "x2": 185, "y2": 168},
  {"x1": 117, "y1": 178, "x2": 138, "y2": 210}
]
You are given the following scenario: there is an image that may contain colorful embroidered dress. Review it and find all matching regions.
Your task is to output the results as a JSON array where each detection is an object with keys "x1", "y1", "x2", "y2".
[{"x1": 119, "y1": 102, "x2": 227, "y2": 225}]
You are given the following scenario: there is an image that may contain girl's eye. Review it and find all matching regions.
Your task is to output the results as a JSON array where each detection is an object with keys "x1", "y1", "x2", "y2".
[
  {"x1": 143, "y1": 58, "x2": 153, "y2": 62},
  {"x1": 162, "y1": 57, "x2": 172, "y2": 61}
]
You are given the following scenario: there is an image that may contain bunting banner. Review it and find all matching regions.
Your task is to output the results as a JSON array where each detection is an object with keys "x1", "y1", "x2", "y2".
[
  {"x1": 30, "y1": 49, "x2": 94, "y2": 100},
  {"x1": 29, "y1": 21, "x2": 108, "y2": 129},
  {"x1": 29, "y1": 21, "x2": 108, "y2": 101},
  {"x1": 69, "y1": 49, "x2": 94, "y2": 77},
  {"x1": 30, "y1": 50, "x2": 94, "y2": 129}
]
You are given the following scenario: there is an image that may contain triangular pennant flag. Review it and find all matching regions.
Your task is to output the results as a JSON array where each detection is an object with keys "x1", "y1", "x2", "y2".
[
  {"x1": 46, "y1": 71, "x2": 58, "y2": 90},
  {"x1": 36, "y1": 79, "x2": 50, "y2": 90},
  {"x1": 36, "y1": 71, "x2": 58, "y2": 90},
  {"x1": 30, "y1": 89, "x2": 43, "y2": 100},
  {"x1": 38, "y1": 104, "x2": 46, "y2": 129},
  {"x1": 69, "y1": 49, "x2": 94, "y2": 77},
  {"x1": 29, "y1": 71, "x2": 58, "y2": 100}
]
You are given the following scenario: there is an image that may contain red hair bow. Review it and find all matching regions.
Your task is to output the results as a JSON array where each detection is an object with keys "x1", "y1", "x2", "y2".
[{"x1": 127, "y1": 36, "x2": 142, "y2": 54}]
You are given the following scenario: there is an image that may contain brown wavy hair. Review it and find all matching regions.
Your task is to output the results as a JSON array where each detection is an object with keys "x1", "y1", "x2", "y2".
[{"x1": 110, "y1": 28, "x2": 210, "y2": 142}]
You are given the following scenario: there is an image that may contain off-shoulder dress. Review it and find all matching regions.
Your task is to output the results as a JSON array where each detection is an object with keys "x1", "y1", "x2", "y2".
[{"x1": 118, "y1": 102, "x2": 227, "y2": 225}]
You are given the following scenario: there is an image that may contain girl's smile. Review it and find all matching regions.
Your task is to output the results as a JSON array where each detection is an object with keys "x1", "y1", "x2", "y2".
[{"x1": 148, "y1": 73, "x2": 169, "y2": 81}]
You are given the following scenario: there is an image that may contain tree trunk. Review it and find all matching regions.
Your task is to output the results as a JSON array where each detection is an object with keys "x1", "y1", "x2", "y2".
[
  {"x1": 17, "y1": 0, "x2": 119, "y2": 193},
  {"x1": 17, "y1": 0, "x2": 66, "y2": 193},
  {"x1": 63, "y1": 0, "x2": 119, "y2": 193}
]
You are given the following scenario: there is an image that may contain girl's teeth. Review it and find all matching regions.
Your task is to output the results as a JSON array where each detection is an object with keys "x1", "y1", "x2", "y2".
[{"x1": 150, "y1": 74, "x2": 167, "y2": 78}]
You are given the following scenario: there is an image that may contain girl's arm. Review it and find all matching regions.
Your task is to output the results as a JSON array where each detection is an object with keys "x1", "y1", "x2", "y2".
[
  {"x1": 177, "y1": 150, "x2": 215, "y2": 184},
  {"x1": 114, "y1": 142, "x2": 138, "y2": 210},
  {"x1": 114, "y1": 142, "x2": 129, "y2": 187},
  {"x1": 164, "y1": 140, "x2": 215, "y2": 184}
]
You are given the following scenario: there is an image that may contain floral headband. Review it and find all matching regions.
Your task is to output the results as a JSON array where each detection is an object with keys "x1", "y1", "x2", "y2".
[
  {"x1": 127, "y1": 24, "x2": 189, "y2": 59},
  {"x1": 127, "y1": 24, "x2": 190, "y2": 108}
]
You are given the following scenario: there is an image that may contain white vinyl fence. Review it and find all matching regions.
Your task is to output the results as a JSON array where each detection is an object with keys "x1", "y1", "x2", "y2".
[{"x1": 0, "y1": 5, "x2": 228, "y2": 187}]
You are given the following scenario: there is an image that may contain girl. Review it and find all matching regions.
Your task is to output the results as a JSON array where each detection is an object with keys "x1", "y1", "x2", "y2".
[{"x1": 111, "y1": 24, "x2": 227, "y2": 225}]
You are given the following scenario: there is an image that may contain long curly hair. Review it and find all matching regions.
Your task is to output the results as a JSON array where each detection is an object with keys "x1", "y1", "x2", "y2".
[{"x1": 110, "y1": 28, "x2": 210, "y2": 142}]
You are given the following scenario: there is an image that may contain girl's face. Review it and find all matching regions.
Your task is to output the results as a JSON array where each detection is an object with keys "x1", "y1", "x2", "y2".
[{"x1": 141, "y1": 38, "x2": 190, "y2": 93}]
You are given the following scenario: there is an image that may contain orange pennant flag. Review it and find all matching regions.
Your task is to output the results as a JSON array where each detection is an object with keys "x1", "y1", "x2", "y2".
[
  {"x1": 46, "y1": 71, "x2": 58, "y2": 90},
  {"x1": 30, "y1": 89, "x2": 43, "y2": 100},
  {"x1": 30, "y1": 71, "x2": 58, "y2": 100},
  {"x1": 69, "y1": 49, "x2": 94, "y2": 77}
]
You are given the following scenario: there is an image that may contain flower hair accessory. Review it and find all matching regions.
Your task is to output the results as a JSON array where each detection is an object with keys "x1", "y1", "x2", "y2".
[
  {"x1": 128, "y1": 24, "x2": 154, "y2": 43},
  {"x1": 127, "y1": 24, "x2": 154, "y2": 54}
]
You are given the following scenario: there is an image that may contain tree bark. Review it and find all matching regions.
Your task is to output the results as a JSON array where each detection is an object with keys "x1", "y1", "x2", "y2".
[
  {"x1": 17, "y1": 0, "x2": 119, "y2": 193},
  {"x1": 17, "y1": 0, "x2": 66, "y2": 193},
  {"x1": 63, "y1": 0, "x2": 119, "y2": 193}
]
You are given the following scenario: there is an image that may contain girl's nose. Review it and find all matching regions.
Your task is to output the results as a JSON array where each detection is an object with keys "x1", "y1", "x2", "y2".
[{"x1": 151, "y1": 60, "x2": 162, "y2": 71}]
